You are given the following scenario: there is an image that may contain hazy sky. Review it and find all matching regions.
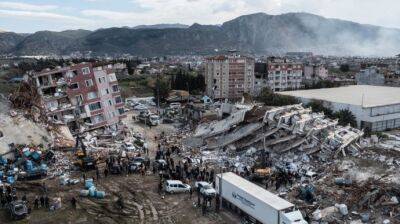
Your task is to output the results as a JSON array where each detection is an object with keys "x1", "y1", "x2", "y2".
[{"x1": 0, "y1": 0, "x2": 399, "y2": 33}]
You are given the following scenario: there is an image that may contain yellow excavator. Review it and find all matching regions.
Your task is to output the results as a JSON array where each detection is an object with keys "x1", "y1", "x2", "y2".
[{"x1": 74, "y1": 135, "x2": 96, "y2": 171}]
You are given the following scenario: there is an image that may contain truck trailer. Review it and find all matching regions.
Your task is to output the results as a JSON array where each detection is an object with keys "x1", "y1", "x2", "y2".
[{"x1": 215, "y1": 172, "x2": 307, "y2": 224}]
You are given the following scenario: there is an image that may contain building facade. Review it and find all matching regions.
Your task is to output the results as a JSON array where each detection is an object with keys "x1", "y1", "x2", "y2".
[
  {"x1": 355, "y1": 66, "x2": 385, "y2": 86},
  {"x1": 279, "y1": 85, "x2": 400, "y2": 132},
  {"x1": 205, "y1": 55, "x2": 255, "y2": 100},
  {"x1": 303, "y1": 64, "x2": 328, "y2": 83},
  {"x1": 33, "y1": 63, "x2": 126, "y2": 133},
  {"x1": 267, "y1": 58, "x2": 303, "y2": 92}
]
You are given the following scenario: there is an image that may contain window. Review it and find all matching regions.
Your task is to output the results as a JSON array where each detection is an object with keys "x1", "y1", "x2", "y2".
[
  {"x1": 108, "y1": 73, "x2": 117, "y2": 82},
  {"x1": 92, "y1": 115, "x2": 104, "y2": 124},
  {"x1": 85, "y1": 79, "x2": 93, "y2": 87},
  {"x1": 87, "y1": 92, "x2": 98, "y2": 100},
  {"x1": 101, "y1": 88, "x2": 110, "y2": 96},
  {"x1": 89, "y1": 102, "x2": 101, "y2": 111},
  {"x1": 115, "y1": 96, "x2": 122, "y2": 104},
  {"x1": 118, "y1": 108, "x2": 125, "y2": 115},
  {"x1": 66, "y1": 70, "x2": 78, "y2": 78},
  {"x1": 82, "y1": 67, "x2": 90, "y2": 75},
  {"x1": 108, "y1": 100, "x2": 113, "y2": 106},
  {"x1": 70, "y1": 83, "x2": 79, "y2": 90},
  {"x1": 75, "y1": 95, "x2": 84, "y2": 104},
  {"x1": 98, "y1": 77, "x2": 106, "y2": 83},
  {"x1": 112, "y1": 85, "x2": 119, "y2": 92}
]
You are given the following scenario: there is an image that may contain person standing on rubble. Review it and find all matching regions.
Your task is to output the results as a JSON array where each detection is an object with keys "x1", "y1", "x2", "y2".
[
  {"x1": 40, "y1": 195, "x2": 45, "y2": 208},
  {"x1": 34, "y1": 196, "x2": 39, "y2": 209},
  {"x1": 71, "y1": 196, "x2": 77, "y2": 209},
  {"x1": 116, "y1": 194, "x2": 124, "y2": 209},
  {"x1": 96, "y1": 168, "x2": 100, "y2": 180},
  {"x1": 1, "y1": 195, "x2": 6, "y2": 208},
  {"x1": 104, "y1": 168, "x2": 109, "y2": 178},
  {"x1": 44, "y1": 195, "x2": 49, "y2": 208},
  {"x1": 22, "y1": 194, "x2": 27, "y2": 202}
]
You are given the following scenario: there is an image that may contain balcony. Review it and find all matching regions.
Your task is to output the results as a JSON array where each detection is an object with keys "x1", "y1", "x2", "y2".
[{"x1": 47, "y1": 104, "x2": 76, "y2": 114}]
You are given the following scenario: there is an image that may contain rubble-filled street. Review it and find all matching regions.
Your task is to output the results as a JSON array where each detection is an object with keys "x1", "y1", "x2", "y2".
[{"x1": 0, "y1": 63, "x2": 399, "y2": 224}]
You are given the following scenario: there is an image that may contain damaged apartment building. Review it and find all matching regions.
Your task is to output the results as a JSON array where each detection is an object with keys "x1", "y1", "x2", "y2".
[{"x1": 32, "y1": 63, "x2": 126, "y2": 133}]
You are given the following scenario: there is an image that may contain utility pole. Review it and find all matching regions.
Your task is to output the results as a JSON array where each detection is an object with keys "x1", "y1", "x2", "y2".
[
  {"x1": 187, "y1": 80, "x2": 190, "y2": 105},
  {"x1": 157, "y1": 73, "x2": 160, "y2": 115}
]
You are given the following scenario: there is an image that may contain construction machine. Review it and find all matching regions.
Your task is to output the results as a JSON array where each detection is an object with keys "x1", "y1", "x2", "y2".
[{"x1": 74, "y1": 135, "x2": 96, "y2": 171}]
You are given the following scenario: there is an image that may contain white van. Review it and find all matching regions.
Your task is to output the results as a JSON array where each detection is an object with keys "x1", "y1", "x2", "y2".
[
  {"x1": 169, "y1": 103, "x2": 181, "y2": 109},
  {"x1": 164, "y1": 180, "x2": 191, "y2": 193}
]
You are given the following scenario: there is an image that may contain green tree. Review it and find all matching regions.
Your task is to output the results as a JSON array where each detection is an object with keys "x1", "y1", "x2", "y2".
[
  {"x1": 334, "y1": 109, "x2": 357, "y2": 127},
  {"x1": 306, "y1": 100, "x2": 334, "y2": 118},
  {"x1": 258, "y1": 87, "x2": 300, "y2": 106},
  {"x1": 339, "y1": 64, "x2": 350, "y2": 72},
  {"x1": 153, "y1": 78, "x2": 170, "y2": 103}
]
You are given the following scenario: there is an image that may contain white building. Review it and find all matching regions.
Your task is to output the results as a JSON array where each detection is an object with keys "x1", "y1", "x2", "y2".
[{"x1": 279, "y1": 85, "x2": 400, "y2": 132}]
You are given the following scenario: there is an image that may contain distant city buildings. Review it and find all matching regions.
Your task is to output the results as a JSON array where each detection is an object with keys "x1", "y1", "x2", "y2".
[
  {"x1": 355, "y1": 66, "x2": 385, "y2": 86},
  {"x1": 205, "y1": 54, "x2": 255, "y2": 100},
  {"x1": 32, "y1": 63, "x2": 126, "y2": 133}
]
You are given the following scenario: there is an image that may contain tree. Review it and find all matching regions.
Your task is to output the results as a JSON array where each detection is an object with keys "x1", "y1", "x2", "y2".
[
  {"x1": 334, "y1": 109, "x2": 357, "y2": 127},
  {"x1": 306, "y1": 100, "x2": 334, "y2": 118},
  {"x1": 169, "y1": 68, "x2": 205, "y2": 94},
  {"x1": 258, "y1": 87, "x2": 300, "y2": 106},
  {"x1": 153, "y1": 78, "x2": 170, "y2": 103},
  {"x1": 304, "y1": 80, "x2": 338, "y2": 90},
  {"x1": 339, "y1": 64, "x2": 350, "y2": 72}
]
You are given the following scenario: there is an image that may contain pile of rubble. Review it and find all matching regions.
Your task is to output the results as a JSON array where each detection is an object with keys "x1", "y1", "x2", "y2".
[
  {"x1": 188, "y1": 104, "x2": 364, "y2": 157},
  {"x1": 178, "y1": 103, "x2": 400, "y2": 223}
]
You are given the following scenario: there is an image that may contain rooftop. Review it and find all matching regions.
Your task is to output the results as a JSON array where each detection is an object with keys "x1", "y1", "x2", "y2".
[
  {"x1": 217, "y1": 172, "x2": 294, "y2": 211},
  {"x1": 279, "y1": 85, "x2": 400, "y2": 108}
]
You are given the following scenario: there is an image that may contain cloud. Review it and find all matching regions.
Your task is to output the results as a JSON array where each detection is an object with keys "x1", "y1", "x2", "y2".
[
  {"x1": 0, "y1": 9, "x2": 92, "y2": 25},
  {"x1": 0, "y1": 1, "x2": 58, "y2": 11},
  {"x1": 82, "y1": 0, "x2": 271, "y2": 26}
]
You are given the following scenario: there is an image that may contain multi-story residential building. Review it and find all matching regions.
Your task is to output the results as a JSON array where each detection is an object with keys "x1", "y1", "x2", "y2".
[
  {"x1": 355, "y1": 66, "x2": 385, "y2": 86},
  {"x1": 303, "y1": 64, "x2": 328, "y2": 85},
  {"x1": 205, "y1": 54, "x2": 255, "y2": 100},
  {"x1": 32, "y1": 63, "x2": 126, "y2": 133},
  {"x1": 267, "y1": 57, "x2": 303, "y2": 92}
]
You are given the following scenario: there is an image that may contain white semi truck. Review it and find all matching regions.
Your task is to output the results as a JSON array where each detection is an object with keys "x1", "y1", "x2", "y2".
[{"x1": 215, "y1": 172, "x2": 307, "y2": 224}]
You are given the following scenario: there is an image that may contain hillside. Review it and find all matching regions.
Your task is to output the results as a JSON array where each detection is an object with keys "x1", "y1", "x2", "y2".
[{"x1": 1, "y1": 13, "x2": 400, "y2": 56}]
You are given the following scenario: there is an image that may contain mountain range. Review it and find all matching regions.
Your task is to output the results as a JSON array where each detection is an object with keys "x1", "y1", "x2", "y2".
[{"x1": 1, "y1": 12, "x2": 400, "y2": 57}]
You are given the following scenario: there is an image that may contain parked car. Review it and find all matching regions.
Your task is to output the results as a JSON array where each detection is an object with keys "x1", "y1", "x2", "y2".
[
  {"x1": 164, "y1": 180, "x2": 191, "y2": 193},
  {"x1": 129, "y1": 157, "x2": 147, "y2": 172},
  {"x1": 8, "y1": 200, "x2": 28, "y2": 220},
  {"x1": 122, "y1": 142, "x2": 136, "y2": 151},
  {"x1": 153, "y1": 159, "x2": 167, "y2": 171},
  {"x1": 133, "y1": 104, "x2": 148, "y2": 110},
  {"x1": 169, "y1": 102, "x2": 181, "y2": 109},
  {"x1": 195, "y1": 181, "x2": 216, "y2": 196},
  {"x1": 110, "y1": 163, "x2": 122, "y2": 174}
]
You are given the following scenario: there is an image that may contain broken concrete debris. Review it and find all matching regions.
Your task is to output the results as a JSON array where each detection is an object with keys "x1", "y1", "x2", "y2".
[
  {"x1": 177, "y1": 103, "x2": 399, "y2": 223},
  {"x1": 191, "y1": 104, "x2": 364, "y2": 156}
]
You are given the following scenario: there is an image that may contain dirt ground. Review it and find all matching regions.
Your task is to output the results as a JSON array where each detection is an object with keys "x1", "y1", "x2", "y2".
[{"x1": 0, "y1": 111, "x2": 238, "y2": 224}]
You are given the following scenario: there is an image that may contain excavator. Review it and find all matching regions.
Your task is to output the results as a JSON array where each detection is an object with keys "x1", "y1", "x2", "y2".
[{"x1": 74, "y1": 135, "x2": 96, "y2": 171}]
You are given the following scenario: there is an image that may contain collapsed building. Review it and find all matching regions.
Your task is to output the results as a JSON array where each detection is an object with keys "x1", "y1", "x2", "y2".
[
  {"x1": 189, "y1": 104, "x2": 364, "y2": 157},
  {"x1": 31, "y1": 63, "x2": 126, "y2": 133},
  {"x1": 181, "y1": 104, "x2": 400, "y2": 223}
]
